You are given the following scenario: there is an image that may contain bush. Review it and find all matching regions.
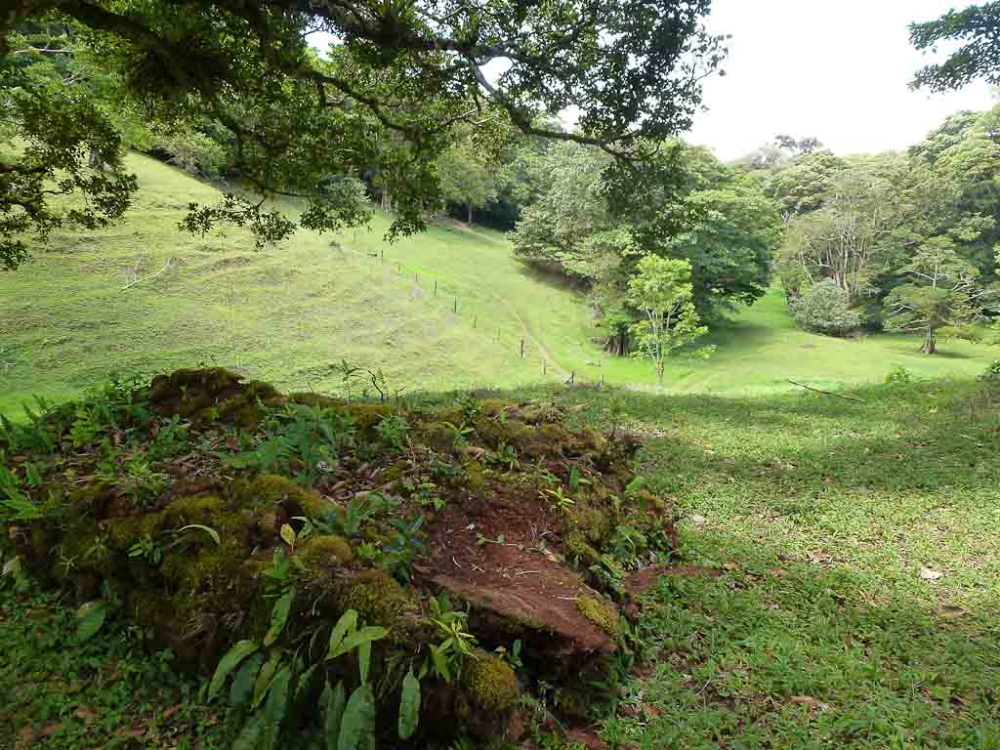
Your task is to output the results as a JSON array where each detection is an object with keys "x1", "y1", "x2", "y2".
[
  {"x1": 885, "y1": 365, "x2": 915, "y2": 384},
  {"x1": 981, "y1": 360, "x2": 1000, "y2": 381},
  {"x1": 792, "y1": 280, "x2": 861, "y2": 336}
]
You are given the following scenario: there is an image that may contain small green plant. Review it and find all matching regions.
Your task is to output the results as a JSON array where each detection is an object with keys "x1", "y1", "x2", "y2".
[
  {"x1": 314, "y1": 492, "x2": 392, "y2": 538},
  {"x1": 421, "y1": 594, "x2": 478, "y2": 683},
  {"x1": 486, "y1": 441, "x2": 520, "y2": 470},
  {"x1": 128, "y1": 535, "x2": 164, "y2": 565},
  {"x1": 541, "y1": 486, "x2": 575, "y2": 512},
  {"x1": 0, "y1": 466, "x2": 42, "y2": 520},
  {"x1": 495, "y1": 639, "x2": 524, "y2": 670},
  {"x1": 981, "y1": 359, "x2": 1000, "y2": 381},
  {"x1": 885, "y1": 365, "x2": 915, "y2": 384},
  {"x1": 383, "y1": 514, "x2": 426, "y2": 583},
  {"x1": 375, "y1": 414, "x2": 409, "y2": 452}
]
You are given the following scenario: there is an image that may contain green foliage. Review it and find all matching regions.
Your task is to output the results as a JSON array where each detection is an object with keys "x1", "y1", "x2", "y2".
[
  {"x1": 225, "y1": 404, "x2": 355, "y2": 485},
  {"x1": 627, "y1": 255, "x2": 709, "y2": 385},
  {"x1": 398, "y1": 670, "x2": 421, "y2": 740},
  {"x1": 791, "y1": 280, "x2": 862, "y2": 336},
  {"x1": 423, "y1": 595, "x2": 478, "y2": 684},
  {"x1": 75, "y1": 599, "x2": 112, "y2": 642},
  {"x1": 910, "y1": 3, "x2": 1000, "y2": 92},
  {"x1": 884, "y1": 242, "x2": 999, "y2": 353},
  {"x1": 382, "y1": 515, "x2": 426, "y2": 583},
  {"x1": 374, "y1": 414, "x2": 409, "y2": 452}
]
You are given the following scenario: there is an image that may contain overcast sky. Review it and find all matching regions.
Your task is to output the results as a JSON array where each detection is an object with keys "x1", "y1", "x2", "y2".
[{"x1": 687, "y1": 0, "x2": 995, "y2": 161}]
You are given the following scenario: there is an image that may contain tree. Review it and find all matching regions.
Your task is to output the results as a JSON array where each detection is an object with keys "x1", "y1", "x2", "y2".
[
  {"x1": 884, "y1": 241, "x2": 999, "y2": 354},
  {"x1": 1, "y1": 0, "x2": 727, "y2": 272},
  {"x1": 910, "y1": 3, "x2": 1000, "y2": 92},
  {"x1": 763, "y1": 150, "x2": 846, "y2": 219},
  {"x1": 436, "y1": 137, "x2": 509, "y2": 226},
  {"x1": 513, "y1": 140, "x2": 779, "y2": 327},
  {"x1": 626, "y1": 255, "x2": 707, "y2": 385}
]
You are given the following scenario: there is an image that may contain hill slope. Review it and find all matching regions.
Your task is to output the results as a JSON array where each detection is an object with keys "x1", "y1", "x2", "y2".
[{"x1": 1, "y1": 154, "x2": 997, "y2": 414}]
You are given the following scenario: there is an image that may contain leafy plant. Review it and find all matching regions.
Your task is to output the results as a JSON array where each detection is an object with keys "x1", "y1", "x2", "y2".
[
  {"x1": 383, "y1": 515, "x2": 426, "y2": 583},
  {"x1": 541, "y1": 486, "x2": 575, "y2": 512},
  {"x1": 375, "y1": 414, "x2": 409, "y2": 452},
  {"x1": 0, "y1": 466, "x2": 42, "y2": 520},
  {"x1": 421, "y1": 594, "x2": 478, "y2": 683},
  {"x1": 495, "y1": 639, "x2": 524, "y2": 670}
]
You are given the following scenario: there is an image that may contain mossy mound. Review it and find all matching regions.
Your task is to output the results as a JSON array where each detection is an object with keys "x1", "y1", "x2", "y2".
[{"x1": 3, "y1": 368, "x2": 675, "y2": 746}]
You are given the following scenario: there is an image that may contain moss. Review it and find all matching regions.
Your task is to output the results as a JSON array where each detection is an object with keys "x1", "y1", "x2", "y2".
[
  {"x1": 464, "y1": 461, "x2": 489, "y2": 494},
  {"x1": 416, "y1": 422, "x2": 459, "y2": 454},
  {"x1": 296, "y1": 535, "x2": 353, "y2": 571},
  {"x1": 570, "y1": 506, "x2": 613, "y2": 545},
  {"x1": 148, "y1": 368, "x2": 283, "y2": 427},
  {"x1": 462, "y1": 652, "x2": 518, "y2": 712},
  {"x1": 288, "y1": 392, "x2": 344, "y2": 410},
  {"x1": 564, "y1": 531, "x2": 601, "y2": 566},
  {"x1": 576, "y1": 596, "x2": 619, "y2": 637},
  {"x1": 243, "y1": 474, "x2": 326, "y2": 517},
  {"x1": 340, "y1": 569, "x2": 414, "y2": 634}
]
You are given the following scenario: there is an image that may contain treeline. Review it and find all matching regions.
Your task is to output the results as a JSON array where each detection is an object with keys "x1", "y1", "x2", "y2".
[{"x1": 741, "y1": 112, "x2": 1000, "y2": 352}]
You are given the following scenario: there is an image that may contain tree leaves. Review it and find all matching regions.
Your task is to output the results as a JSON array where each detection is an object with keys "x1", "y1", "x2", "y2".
[
  {"x1": 398, "y1": 671, "x2": 421, "y2": 740},
  {"x1": 209, "y1": 640, "x2": 260, "y2": 702}
]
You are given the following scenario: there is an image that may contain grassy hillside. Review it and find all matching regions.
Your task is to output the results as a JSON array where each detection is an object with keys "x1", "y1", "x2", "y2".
[{"x1": 1, "y1": 153, "x2": 997, "y2": 415}]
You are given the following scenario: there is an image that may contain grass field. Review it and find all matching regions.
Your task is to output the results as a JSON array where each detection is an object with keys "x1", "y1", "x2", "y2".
[{"x1": 1, "y1": 153, "x2": 998, "y2": 417}]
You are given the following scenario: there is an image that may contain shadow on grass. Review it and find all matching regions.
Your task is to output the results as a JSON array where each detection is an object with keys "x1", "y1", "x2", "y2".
[{"x1": 627, "y1": 525, "x2": 1000, "y2": 748}]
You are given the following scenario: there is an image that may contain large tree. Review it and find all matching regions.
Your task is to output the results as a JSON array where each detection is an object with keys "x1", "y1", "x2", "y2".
[{"x1": 1, "y1": 0, "x2": 726, "y2": 271}]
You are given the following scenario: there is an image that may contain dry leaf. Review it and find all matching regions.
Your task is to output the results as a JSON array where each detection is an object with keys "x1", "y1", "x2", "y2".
[
  {"x1": 769, "y1": 568, "x2": 788, "y2": 578},
  {"x1": 691, "y1": 514, "x2": 706, "y2": 527},
  {"x1": 933, "y1": 605, "x2": 968, "y2": 619},
  {"x1": 790, "y1": 695, "x2": 829, "y2": 711},
  {"x1": 723, "y1": 562, "x2": 738, "y2": 571},
  {"x1": 920, "y1": 567, "x2": 944, "y2": 581},
  {"x1": 806, "y1": 551, "x2": 830, "y2": 565}
]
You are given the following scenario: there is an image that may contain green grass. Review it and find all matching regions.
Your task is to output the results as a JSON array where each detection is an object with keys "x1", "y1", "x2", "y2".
[
  {"x1": 2, "y1": 153, "x2": 998, "y2": 415},
  {"x1": 0, "y1": 585, "x2": 224, "y2": 749},
  {"x1": 541, "y1": 377, "x2": 1000, "y2": 749}
]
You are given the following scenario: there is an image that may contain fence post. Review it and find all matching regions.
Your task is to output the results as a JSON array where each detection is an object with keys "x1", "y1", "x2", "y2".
[
  {"x1": 520, "y1": 339, "x2": 525, "y2": 358},
  {"x1": 380, "y1": 248, "x2": 384, "y2": 264},
  {"x1": 473, "y1": 315, "x2": 477, "y2": 329},
  {"x1": 543, "y1": 360, "x2": 547, "y2": 375},
  {"x1": 453, "y1": 297, "x2": 458, "y2": 314},
  {"x1": 434, "y1": 280, "x2": 438, "y2": 297}
]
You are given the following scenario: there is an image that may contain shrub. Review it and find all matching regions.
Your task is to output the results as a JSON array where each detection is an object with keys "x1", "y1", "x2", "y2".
[
  {"x1": 981, "y1": 360, "x2": 1000, "y2": 381},
  {"x1": 885, "y1": 365, "x2": 915, "y2": 384},
  {"x1": 792, "y1": 281, "x2": 861, "y2": 336}
]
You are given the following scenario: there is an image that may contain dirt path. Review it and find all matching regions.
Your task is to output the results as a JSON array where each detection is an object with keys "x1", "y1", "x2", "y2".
[{"x1": 490, "y1": 290, "x2": 571, "y2": 380}]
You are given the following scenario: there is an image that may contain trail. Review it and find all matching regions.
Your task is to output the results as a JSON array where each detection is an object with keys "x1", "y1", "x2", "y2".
[{"x1": 490, "y1": 290, "x2": 571, "y2": 380}]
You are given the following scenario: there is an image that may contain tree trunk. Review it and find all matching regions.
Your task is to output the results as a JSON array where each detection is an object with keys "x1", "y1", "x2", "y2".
[
  {"x1": 656, "y1": 359, "x2": 664, "y2": 385},
  {"x1": 922, "y1": 328, "x2": 936, "y2": 355},
  {"x1": 467, "y1": 204, "x2": 473, "y2": 226}
]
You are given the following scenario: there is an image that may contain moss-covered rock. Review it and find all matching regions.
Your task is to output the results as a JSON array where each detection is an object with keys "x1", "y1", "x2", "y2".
[
  {"x1": 296, "y1": 535, "x2": 353, "y2": 569},
  {"x1": 564, "y1": 531, "x2": 601, "y2": 566},
  {"x1": 570, "y1": 506, "x2": 614, "y2": 545},
  {"x1": 576, "y1": 596, "x2": 619, "y2": 637},
  {"x1": 287, "y1": 392, "x2": 344, "y2": 410},
  {"x1": 148, "y1": 368, "x2": 283, "y2": 428},
  {"x1": 462, "y1": 652, "x2": 518, "y2": 712},
  {"x1": 340, "y1": 569, "x2": 414, "y2": 637},
  {"x1": 241, "y1": 474, "x2": 327, "y2": 518}
]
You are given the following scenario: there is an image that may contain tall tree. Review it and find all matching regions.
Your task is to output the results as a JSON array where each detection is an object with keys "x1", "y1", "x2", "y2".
[
  {"x1": 884, "y1": 241, "x2": 999, "y2": 354},
  {"x1": 1, "y1": 0, "x2": 727, "y2": 271},
  {"x1": 436, "y1": 136, "x2": 510, "y2": 226}
]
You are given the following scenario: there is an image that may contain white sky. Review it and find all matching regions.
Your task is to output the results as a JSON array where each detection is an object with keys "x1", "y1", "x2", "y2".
[{"x1": 688, "y1": 0, "x2": 996, "y2": 161}]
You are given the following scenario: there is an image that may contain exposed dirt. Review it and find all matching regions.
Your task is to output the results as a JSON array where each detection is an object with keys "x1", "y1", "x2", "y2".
[{"x1": 419, "y1": 488, "x2": 615, "y2": 657}]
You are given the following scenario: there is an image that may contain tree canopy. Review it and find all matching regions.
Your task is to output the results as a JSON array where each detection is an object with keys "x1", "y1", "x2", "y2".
[{"x1": 1, "y1": 0, "x2": 726, "y2": 271}]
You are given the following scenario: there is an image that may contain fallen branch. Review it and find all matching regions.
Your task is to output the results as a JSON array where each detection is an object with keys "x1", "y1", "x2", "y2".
[
  {"x1": 121, "y1": 258, "x2": 173, "y2": 292},
  {"x1": 787, "y1": 380, "x2": 865, "y2": 404}
]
